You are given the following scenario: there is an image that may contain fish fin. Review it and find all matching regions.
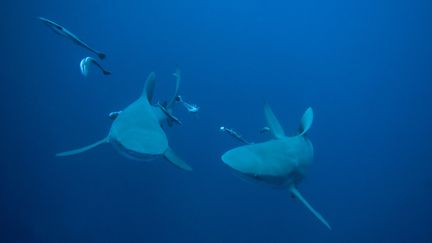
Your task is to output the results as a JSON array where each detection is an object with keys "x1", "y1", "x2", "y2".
[
  {"x1": 103, "y1": 70, "x2": 111, "y2": 75},
  {"x1": 164, "y1": 148, "x2": 192, "y2": 171},
  {"x1": 264, "y1": 102, "x2": 285, "y2": 139},
  {"x1": 298, "y1": 107, "x2": 313, "y2": 136},
  {"x1": 56, "y1": 137, "x2": 109, "y2": 157},
  {"x1": 289, "y1": 186, "x2": 331, "y2": 230},
  {"x1": 141, "y1": 72, "x2": 156, "y2": 103}
]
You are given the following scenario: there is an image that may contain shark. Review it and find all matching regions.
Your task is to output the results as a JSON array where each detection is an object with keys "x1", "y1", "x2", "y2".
[
  {"x1": 56, "y1": 70, "x2": 192, "y2": 171},
  {"x1": 221, "y1": 104, "x2": 331, "y2": 229},
  {"x1": 38, "y1": 17, "x2": 106, "y2": 60}
]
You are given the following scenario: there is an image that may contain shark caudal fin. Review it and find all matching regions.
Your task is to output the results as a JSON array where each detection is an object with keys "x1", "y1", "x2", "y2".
[
  {"x1": 56, "y1": 137, "x2": 109, "y2": 157},
  {"x1": 289, "y1": 186, "x2": 331, "y2": 230},
  {"x1": 164, "y1": 148, "x2": 192, "y2": 171},
  {"x1": 298, "y1": 107, "x2": 313, "y2": 136}
]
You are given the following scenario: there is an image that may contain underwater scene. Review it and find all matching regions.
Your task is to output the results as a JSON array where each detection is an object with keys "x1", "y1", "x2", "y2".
[{"x1": 1, "y1": 0, "x2": 431, "y2": 242}]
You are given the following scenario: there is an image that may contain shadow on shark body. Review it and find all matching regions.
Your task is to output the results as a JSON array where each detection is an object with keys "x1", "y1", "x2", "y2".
[
  {"x1": 221, "y1": 103, "x2": 331, "y2": 229},
  {"x1": 56, "y1": 71, "x2": 192, "y2": 171}
]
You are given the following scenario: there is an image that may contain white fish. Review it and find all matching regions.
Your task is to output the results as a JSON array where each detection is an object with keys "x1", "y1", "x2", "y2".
[{"x1": 80, "y1": 57, "x2": 111, "y2": 77}]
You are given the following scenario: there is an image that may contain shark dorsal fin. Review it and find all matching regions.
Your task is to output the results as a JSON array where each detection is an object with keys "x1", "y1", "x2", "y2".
[
  {"x1": 142, "y1": 72, "x2": 156, "y2": 103},
  {"x1": 264, "y1": 103, "x2": 285, "y2": 139},
  {"x1": 298, "y1": 107, "x2": 313, "y2": 136}
]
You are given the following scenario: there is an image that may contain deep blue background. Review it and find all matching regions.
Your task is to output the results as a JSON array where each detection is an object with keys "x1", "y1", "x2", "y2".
[{"x1": 1, "y1": 0, "x2": 432, "y2": 242}]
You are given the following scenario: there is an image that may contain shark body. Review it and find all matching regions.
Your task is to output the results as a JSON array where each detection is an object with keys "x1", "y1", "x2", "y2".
[
  {"x1": 221, "y1": 104, "x2": 331, "y2": 229},
  {"x1": 57, "y1": 71, "x2": 191, "y2": 171}
]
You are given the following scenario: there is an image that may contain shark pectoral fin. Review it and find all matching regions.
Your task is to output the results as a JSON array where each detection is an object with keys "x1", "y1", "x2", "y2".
[
  {"x1": 289, "y1": 186, "x2": 331, "y2": 230},
  {"x1": 264, "y1": 102, "x2": 285, "y2": 139},
  {"x1": 164, "y1": 148, "x2": 192, "y2": 171},
  {"x1": 142, "y1": 72, "x2": 156, "y2": 103},
  {"x1": 56, "y1": 137, "x2": 109, "y2": 157},
  {"x1": 298, "y1": 107, "x2": 313, "y2": 136}
]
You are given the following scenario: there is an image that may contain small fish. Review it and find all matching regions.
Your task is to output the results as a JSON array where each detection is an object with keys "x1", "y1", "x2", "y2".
[
  {"x1": 38, "y1": 17, "x2": 106, "y2": 60},
  {"x1": 176, "y1": 95, "x2": 200, "y2": 113},
  {"x1": 219, "y1": 126, "x2": 250, "y2": 145},
  {"x1": 260, "y1": 126, "x2": 270, "y2": 133},
  {"x1": 108, "y1": 111, "x2": 122, "y2": 120},
  {"x1": 80, "y1": 57, "x2": 111, "y2": 76}
]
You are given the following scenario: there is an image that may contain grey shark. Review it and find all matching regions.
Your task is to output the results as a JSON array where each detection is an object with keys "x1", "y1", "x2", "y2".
[
  {"x1": 221, "y1": 104, "x2": 331, "y2": 229},
  {"x1": 56, "y1": 70, "x2": 191, "y2": 171},
  {"x1": 38, "y1": 17, "x2": 106, "y2": 60}
]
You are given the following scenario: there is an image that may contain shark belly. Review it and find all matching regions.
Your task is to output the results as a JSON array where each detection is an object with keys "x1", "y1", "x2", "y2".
[
  {"x1": 109, "y1": 99, "x2": 169, "y2": 160},
  {"x1": 110, "y1": 137, "x2": 164, "y2": 161},
  {"x1": 222, "y1": 136, "x2": 313, "y2": 187}
]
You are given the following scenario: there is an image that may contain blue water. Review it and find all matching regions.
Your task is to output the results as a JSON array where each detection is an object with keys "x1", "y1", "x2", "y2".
[{"x1": 1, "y1": 0, "x2": 432, "y2": 242}]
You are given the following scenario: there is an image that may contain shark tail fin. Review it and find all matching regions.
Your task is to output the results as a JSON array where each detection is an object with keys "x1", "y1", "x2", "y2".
[
  {"x1": 298, "y1": 107, "x2": 313, "y2": 136},
  {"x1": 56, "y1": 137, "x2": 109, "y2": 157},
  {"x1": 164, "y1": 148, "x2": 192, "y2": 171},
  {"x1": 289, "y1": 186, "x2": 332, "y2": 230}
]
